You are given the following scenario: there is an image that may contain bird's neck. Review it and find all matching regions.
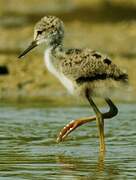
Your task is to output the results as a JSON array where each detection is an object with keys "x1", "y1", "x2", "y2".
[
  {"x1": 49, "y1": 31, "x2": 64, "y2": 52},
  {"x1": 44, "y1": 34, "x2": 65, "y2": 69},
  {"x1": 47, "y1": 42, "x2": 65, "y2": 59},
  {"x1": 44, "y1": 43, "x2": 64, "y2": 71}
]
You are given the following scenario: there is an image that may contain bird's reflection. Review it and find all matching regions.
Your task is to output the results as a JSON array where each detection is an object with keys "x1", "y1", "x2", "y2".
[
  {"x1": 55, "y1": 152, "x2": 119, "y2": 179},
  {"x1": 97, "y1": 151, "x2": 105, "y2": 172},
  {"x1": 56, "y1": 152, "x2": 105, "y2": 175}
]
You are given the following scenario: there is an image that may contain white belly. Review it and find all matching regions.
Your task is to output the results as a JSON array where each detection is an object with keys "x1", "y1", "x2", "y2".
[{"x1": 44, "y1": 48, "x2": 74, "y2": 94}]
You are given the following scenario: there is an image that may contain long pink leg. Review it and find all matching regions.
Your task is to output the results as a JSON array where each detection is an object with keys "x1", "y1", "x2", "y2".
[
  {"x1": 57, "y1": 115, "x2": 96, "y2": 142},
  {"x1": 56, "y1": 98, "x2": 118, "y2": 143}
]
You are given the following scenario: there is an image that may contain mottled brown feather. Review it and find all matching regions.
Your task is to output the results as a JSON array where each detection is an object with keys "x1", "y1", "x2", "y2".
[{"x1": 57, "y1": 48, "x2": 128, "y2": 84}]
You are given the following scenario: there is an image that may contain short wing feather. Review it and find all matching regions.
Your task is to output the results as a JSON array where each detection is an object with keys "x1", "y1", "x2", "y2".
[{"x1": 60, "y1": 48, "x2": 128, "y2": 82}]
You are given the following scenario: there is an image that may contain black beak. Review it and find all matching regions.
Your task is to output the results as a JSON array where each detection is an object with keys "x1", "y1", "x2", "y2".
[{"x1": 18, "y1": 40, "x2": 38, "y2": 59}]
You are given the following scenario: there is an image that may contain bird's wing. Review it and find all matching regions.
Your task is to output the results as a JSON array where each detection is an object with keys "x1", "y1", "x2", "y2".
[{"x1": 60, "y1": 48, "x2": 128, "y2": 83}]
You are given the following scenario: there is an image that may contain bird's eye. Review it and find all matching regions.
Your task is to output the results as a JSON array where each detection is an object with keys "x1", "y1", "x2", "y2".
[{"x1": 37, "y1": 30, "x2": 42, "y2": 35}]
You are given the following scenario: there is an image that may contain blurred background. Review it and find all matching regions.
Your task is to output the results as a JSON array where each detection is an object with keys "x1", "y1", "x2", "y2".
[
  {"x1": 0, "y1": 0, "x2": 136, "y2": 105},
  {"x1": 0, "y1": 1, "x2": 136, "y2": 179}
]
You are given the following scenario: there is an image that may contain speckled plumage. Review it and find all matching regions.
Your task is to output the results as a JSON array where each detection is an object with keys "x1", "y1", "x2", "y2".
[
  {"x1": 34, "y1": 16, "x2": 64, "y2": 46},
  {"x1": 51, "y1": 47, "x2": 128, "y2": 97},
  {"x1": 33, "y1": 16, "x2": 128, "y2": 97},
  {"x1": 18, "y1": 15, "x2": 129, "y2": 152},
  {"x1": 19, "y1": 15, "x2": 128, "y2": 97},
  {"x1": 59, "y1": 48, "x2": 127, "y2": 81}
]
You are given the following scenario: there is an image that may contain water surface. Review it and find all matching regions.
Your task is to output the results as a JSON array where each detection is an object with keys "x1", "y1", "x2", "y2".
[{"x1": 0, "y1": 104, "x2": 135, "y2": 179}]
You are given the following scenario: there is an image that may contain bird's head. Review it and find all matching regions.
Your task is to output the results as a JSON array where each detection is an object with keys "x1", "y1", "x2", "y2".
[{"x1": 18, "y1": 16, "x2": 64, "y2": 58}]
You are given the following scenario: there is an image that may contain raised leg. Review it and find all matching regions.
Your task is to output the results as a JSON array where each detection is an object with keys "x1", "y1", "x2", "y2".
[
  {"x1": 57, "y1": 115, "x2": 96, "y2": 142},
  {"x1": 57, "y1": 98, "x2": 118, "y2": 145},
  {"x1": 103, "y1": 98, "x2": 118, "y2": 119}
]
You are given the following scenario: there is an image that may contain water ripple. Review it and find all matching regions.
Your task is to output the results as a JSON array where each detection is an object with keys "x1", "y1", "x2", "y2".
[{"x1": 0, "y1": 104, "x2": 135, "y2": 179}]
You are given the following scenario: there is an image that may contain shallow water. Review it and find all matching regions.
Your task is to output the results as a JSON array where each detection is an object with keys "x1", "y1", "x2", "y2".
[{"x1": 0, "y1": 104, "x2": 135, "y2": 179}]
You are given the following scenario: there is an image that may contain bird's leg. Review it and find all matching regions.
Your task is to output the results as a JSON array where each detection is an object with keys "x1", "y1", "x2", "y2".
[
  {"x1": 87, "y1": 96, "x2": 105, "y2": 152},
  {"x1": 56, "y1": 98, "x2": 118, "y2": 143},
  {"x1": 103, "y1": 98, "x2": 118, "y2": 119},
  {"x1": 56, "y1": 115, "x2": 96, "y2": 143}
]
